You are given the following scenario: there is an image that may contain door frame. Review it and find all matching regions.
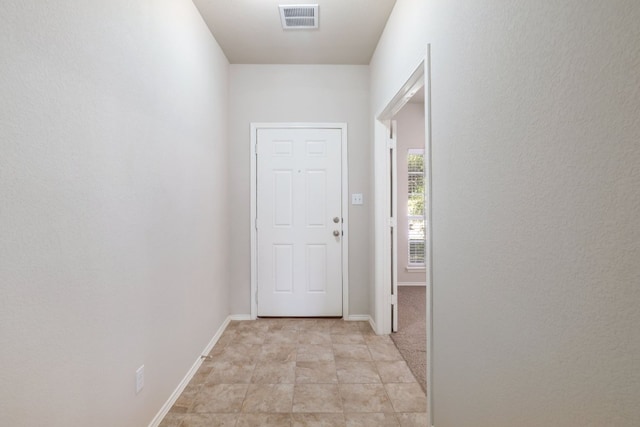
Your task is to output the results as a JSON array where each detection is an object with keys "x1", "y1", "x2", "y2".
[
  {"x1": 375, "y1": 62, "x2": 426, "y2": 335},
  {"x1": 374, "y1": 46, "x2": 432, "y2": 425},
  {"x1": 250, "y1": 123, "x2": 349, "y2": 320}
]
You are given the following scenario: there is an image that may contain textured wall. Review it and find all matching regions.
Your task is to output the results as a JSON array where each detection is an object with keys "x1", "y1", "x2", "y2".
[
  {"x1": 228, "y1": 65, "x2": 371, "y2": 316},
  {"x1": 0, "y1": 1, "x2": 229, "y2": 425},
  {"x1": 371, "y1": 0, "x2": 640, "y2": 425}
]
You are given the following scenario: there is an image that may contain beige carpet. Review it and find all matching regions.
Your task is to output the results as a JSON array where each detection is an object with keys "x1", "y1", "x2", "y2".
[{"x1": 390, "y1": 286, "x2": 427, "y2": 393}]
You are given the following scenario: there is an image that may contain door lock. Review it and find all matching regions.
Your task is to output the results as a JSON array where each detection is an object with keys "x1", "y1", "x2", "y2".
[
  {"x1": 333, "y1": 217, "x2": 340, "y2": 223},
  {"x1": 333, "y1": 230, "x2": 340, "y2": 237}
]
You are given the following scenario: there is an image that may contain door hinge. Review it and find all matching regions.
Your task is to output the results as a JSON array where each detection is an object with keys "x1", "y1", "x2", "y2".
[
  {"x1": 387, "y1": 139, "x2": 396, "y2": 150},
  {"x1": 388, "y1": 217, "x2": 397, "y2": 228},
  {"x1": 255, "y1": 291, "x2": 258, "y2": 305},
  {"x1": 391, "y1": 294, "x2": 398, "y2": 305},
  {"x1": 255, "y1": 218, "x2": 258, "y2": 230}
]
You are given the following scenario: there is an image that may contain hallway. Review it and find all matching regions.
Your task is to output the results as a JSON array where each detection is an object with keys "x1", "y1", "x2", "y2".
[{"x1": 159, "y1": 319, "x2": 427, "y2": 426}]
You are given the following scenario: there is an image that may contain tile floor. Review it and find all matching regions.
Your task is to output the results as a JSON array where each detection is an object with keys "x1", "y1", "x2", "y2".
[{"x1": 159, "y1": 319, "x2": 427, "y2": 427}]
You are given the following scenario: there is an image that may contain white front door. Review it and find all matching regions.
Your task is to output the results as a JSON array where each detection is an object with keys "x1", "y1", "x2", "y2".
[{"x1": 256, "y1": 128, "x2": 343, "y2": 317}]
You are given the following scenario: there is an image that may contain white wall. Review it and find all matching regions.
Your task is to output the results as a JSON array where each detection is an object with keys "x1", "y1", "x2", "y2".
[
  {"x1": 0, "y1": 1, "x2": 230, "y2": 426},
  {"x1": 228, "y1": 65, "x2": 371, "y2": 316},
  {"x1": 372, "y1": 0, "x2": 640, "y2": 426},
  {"x1": 395, "y1": 102, "x2": 427, "y2": 284}
]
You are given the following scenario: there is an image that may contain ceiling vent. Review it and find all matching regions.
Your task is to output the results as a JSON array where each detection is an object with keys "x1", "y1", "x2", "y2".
[{"x1": 279, "y1": 4, "x2": 319, "y2": 29}]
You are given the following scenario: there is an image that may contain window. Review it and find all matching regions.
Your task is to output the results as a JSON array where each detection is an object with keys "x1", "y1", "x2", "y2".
[{"x1": 407, "y1": 149, "x2": 425, "y2": 266}]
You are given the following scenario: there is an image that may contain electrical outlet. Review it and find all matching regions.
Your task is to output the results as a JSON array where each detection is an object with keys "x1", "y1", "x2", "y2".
[
  {"x1": 136, "y1": 365, "x2": 144, "y2": 394},
  {"x1": 351, "y1": 193, "x2": 363, "y2": 205}
]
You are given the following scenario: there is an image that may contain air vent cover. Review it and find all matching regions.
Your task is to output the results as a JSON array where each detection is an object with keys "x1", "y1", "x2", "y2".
[{"x1": 279, "y1": 4, "x2": 319, "y2": 29}]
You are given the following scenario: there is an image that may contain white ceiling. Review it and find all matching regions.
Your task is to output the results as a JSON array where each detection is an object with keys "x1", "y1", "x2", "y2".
[{"x1": 192, "y1": 0, "x2": 397, "y2": 64}]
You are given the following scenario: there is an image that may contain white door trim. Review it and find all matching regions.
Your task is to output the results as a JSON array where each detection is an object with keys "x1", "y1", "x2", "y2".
[
  {"x1": 389, "y1": 121, "x2": 399, "y2": 332},
  {"x1": 373, "y1": 46, "x2": 433, "y2": 426},
  {"x1": 250, "y1": 123, "x2": 349, "y2": 320}
]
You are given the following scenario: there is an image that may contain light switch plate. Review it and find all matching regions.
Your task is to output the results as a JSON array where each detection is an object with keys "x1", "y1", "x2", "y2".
[{"x1": 351, "y1": 193, "x2": 363, "y2": 205}]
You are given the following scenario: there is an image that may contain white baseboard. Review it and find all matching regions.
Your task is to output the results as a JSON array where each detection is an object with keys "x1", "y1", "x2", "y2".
[
  {"x1": 398, "y1": 282, "x2": 427, "y2": 286},
  {"x1": 344, "y1": 314, "x2": 370, "y2": 321},
  {"x1": 148, "y1": 316, "x2": 231, "y2": 427},
  {"x1": 368, "y1": 316, "x2": 380, "y2": 335},
  {"x1": 343, "y1": 314, "x2": 379, "y2": 335},
  {"x1": 229, "y1": 314, "x2": 252, "y2": 321}
]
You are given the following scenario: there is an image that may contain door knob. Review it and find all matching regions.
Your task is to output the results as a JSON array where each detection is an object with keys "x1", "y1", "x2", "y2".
[
  {"x1": 333, "y1": 230, "x2": 340, "y2": 237},
  {"x1": 333, "y1": 217, "x2": 340, "y2": 223}
]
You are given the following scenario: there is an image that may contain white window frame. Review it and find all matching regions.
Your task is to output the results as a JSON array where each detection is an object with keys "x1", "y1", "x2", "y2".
[{"x1": 407, "y1": 148, "x2": 426, "y2": 267}]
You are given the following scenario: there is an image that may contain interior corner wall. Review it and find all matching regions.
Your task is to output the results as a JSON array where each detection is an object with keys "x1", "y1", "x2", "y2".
[
  {"x1": 228, "y1": 64, "x2": 371, "y2": 317},
  {"x1": 0, "y1": 1, "x2": 230, "y2": 426},
  {"x1": 395, "y1": 103, "x2": 427, "y2": 284},
  {"x1": 371, "y1": 0, "x2": 640, "y2": 426}
]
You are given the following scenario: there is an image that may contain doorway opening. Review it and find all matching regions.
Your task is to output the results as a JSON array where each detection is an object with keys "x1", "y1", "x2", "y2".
[
  {"x1": 374, "y1": 45, "x2": 432, "y2": 424},
  {"x1": 389, "y1": 88, "x2": 427, "y2": 391}
]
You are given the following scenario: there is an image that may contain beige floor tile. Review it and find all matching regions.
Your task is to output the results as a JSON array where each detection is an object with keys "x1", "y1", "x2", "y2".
[
  {"x1": 330, "y1": 334, "x2": 365, "y2": 345},
  {"x1": 295, "y1": 361, "x2": 338, "y2": 383},
  {"x1": 292, "y1": 413, "x2": 346, "y2": 426},
  {"x1": 171, "y1": 387, "x2": 199, "y2": 413},
  {"x1": 187, "y1": 365, "x2": 213, "y2": 386},
  {"x1": 160, "y1": 319, "x2": 423, "y2": 427},
  {"x1": 235, "y1": 331, "x2": 266, "y2": 345},
  {"x1": 376, "y1": 361, "x2": 417, "y2": 383},
  {"x1": 232, "y1": 320, "x2": 270, "y2": 333},
  {"x1": 397, "y1": 412, "x2": 429, "y2": 427},
  {"x1": 367, "y1": 344, "x2": 404, "y2": 362},
  {"x1": 267, "y1": 318, "x2": 303, "y2": 331},
  {"x1": 339, "y1": 384, "x2": 394, "y2": 413},
  {"x1": 212, "y1": 331, "x2": 237, "y2": 349},
  {"x1": 224, "y1": 321, "x2": 241, "y2": 332},
  {"x1": 191, "y1": 383, "x2": 248, "y2": 413},
  {"x1": 330, "y1": 322, "x2": 363, "y2": 335},
  {"x1": 358, "y1": 322, "x2": 376, "y2": 335},
  {"x1": 344, "y1": 413, "x2": 399, "y2": 427},
  {"x1": 208, "y1": 344, "x2": 227, "y2": 358},
  {"x1": 335, "y1": 361, "x2": 381, "y2": 384},
  {"x1": 384, "y1": 383, "x2": 427, "y2": 413},
  {"x1": 297, "y1": 331, "x2": 332, "y2": 345},
  {"x1": 253, "y1": 318, "x2": 280, "y2": 329},
  {"x1": 332, "y1": 344, "x2": 372, "y2": 362},
  {"x1": 260, "y1": 343, "x2": 297, "y2": 362},
  {"x1": 363, "y1": 334, "x2": 393, "y2": 345},
  {"x1": 265, "y1": 329, "x2": 299, "y2": 344},
  {"x1": 242, "y1": 384, "x2": 294, "y2": 413},
  {"x1": 293, "y1": 384, "x2": 343, "y2": 413},
  {"x1": 297, "y1": 344, "x2": 334, "y2": 362},
  {"x1": 179, "y1": 413, "x2": 238, "y2": 427},
  {"x1": 297, "y1": 319, "x2": 339, "y2": 331},
  {"x1": 206, "y1": 360, "x2": 255, "y2": 384},
  {"x1": 158, "y1": 412, "x2": 183, "y2": 427},
  {"x1": 215, "y1": 343, "x2": 262, "y2": 364},
  {"x1": 252, "y1": 361, "x2": 297, "y2": 384},
  {"x1": 236, "y1": 413, "x2": 292, "y2": 427}
]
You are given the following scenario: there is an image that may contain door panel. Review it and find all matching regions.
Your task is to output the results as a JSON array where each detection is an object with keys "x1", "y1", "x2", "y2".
[
  {"x1": 257, "y1": 128, "x2": 342, "y2": 317},
  {"x1": 306, "y1": 245, "x2": 327, "y2": 292},
  {"x1": 273, "y1": 171, "x2": 293, "y2": 226},
  {"x1": 273, "y1": 245, "x2": 293, "y2": 293}
]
